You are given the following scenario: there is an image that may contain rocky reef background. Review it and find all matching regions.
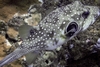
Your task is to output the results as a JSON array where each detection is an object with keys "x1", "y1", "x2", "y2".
[
  {"x1": 0, "y1": 0, "x2": 100, "y2": 67},
  {"x1": 0, "y1": 0, "x2": 39, "y2": 21}
]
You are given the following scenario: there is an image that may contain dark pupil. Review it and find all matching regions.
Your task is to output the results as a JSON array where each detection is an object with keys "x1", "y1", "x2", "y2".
[
  {"x1": 82, "y1": 11, "x2": 90, "y2": 19},
  {"x1": 65, "y1": 22, "x2": 78, "y2": 37},
  {"x1": 67, "y1": 32, "x2": 75, "y2": 37}
]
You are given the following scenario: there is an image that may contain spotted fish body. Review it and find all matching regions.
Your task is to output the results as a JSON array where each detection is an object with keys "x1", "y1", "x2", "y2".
[{"x1": 0, "y1": 1, "x2": 99, "y2": 66}]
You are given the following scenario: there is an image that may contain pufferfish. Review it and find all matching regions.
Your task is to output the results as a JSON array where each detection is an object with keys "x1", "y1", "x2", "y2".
[{"x1": 0, "y1": 1, "x2": 100, "y2": 67}]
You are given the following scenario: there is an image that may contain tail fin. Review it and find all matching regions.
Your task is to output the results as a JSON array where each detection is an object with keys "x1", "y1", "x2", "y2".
[{"x1": 0, "y1": 48, "x2": 27, "y2": 67}]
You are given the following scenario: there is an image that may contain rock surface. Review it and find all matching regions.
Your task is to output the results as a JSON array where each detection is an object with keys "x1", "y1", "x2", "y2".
[{"x1": 7, "y1": 27, "x2": 19, "y2": 40}]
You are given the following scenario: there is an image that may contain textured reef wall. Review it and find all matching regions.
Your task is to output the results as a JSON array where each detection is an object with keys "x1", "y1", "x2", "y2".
[
  {"x1": 0, "y1": 0, "x2": 39, "y2": 21},
  {"x1": 0, "y1": 0, "x2": 100, "y2": 67}
]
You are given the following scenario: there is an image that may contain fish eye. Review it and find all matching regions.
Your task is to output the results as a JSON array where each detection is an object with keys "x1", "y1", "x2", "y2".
[
  {"x1": 82, "y1": 11, "x2": 90, "y2": 19},
  {"x1": 65, "y1": 22, "x2": 78, "y2": 37}
]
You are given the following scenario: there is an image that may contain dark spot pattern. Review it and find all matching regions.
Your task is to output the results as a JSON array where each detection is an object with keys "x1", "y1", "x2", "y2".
[
  {"x1": 30, "y1": 28, "x2": 35, "y2": 35},
  {"x1": 53, "y1": 39, "x2": 58, "y2": 45},
  {"x1": 82, "y1": 11, "x2": 90, "y2": 19}
]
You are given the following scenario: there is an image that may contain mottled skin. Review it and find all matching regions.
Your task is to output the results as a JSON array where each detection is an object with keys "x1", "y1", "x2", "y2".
[{"x1": 0, "y1": 1, "x2": 99, "y2": 67}]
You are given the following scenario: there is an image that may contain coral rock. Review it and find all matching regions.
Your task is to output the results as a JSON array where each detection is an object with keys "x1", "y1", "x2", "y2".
[{"x1": 7, "y1": 28, "x2": 19, "y2": 40}]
